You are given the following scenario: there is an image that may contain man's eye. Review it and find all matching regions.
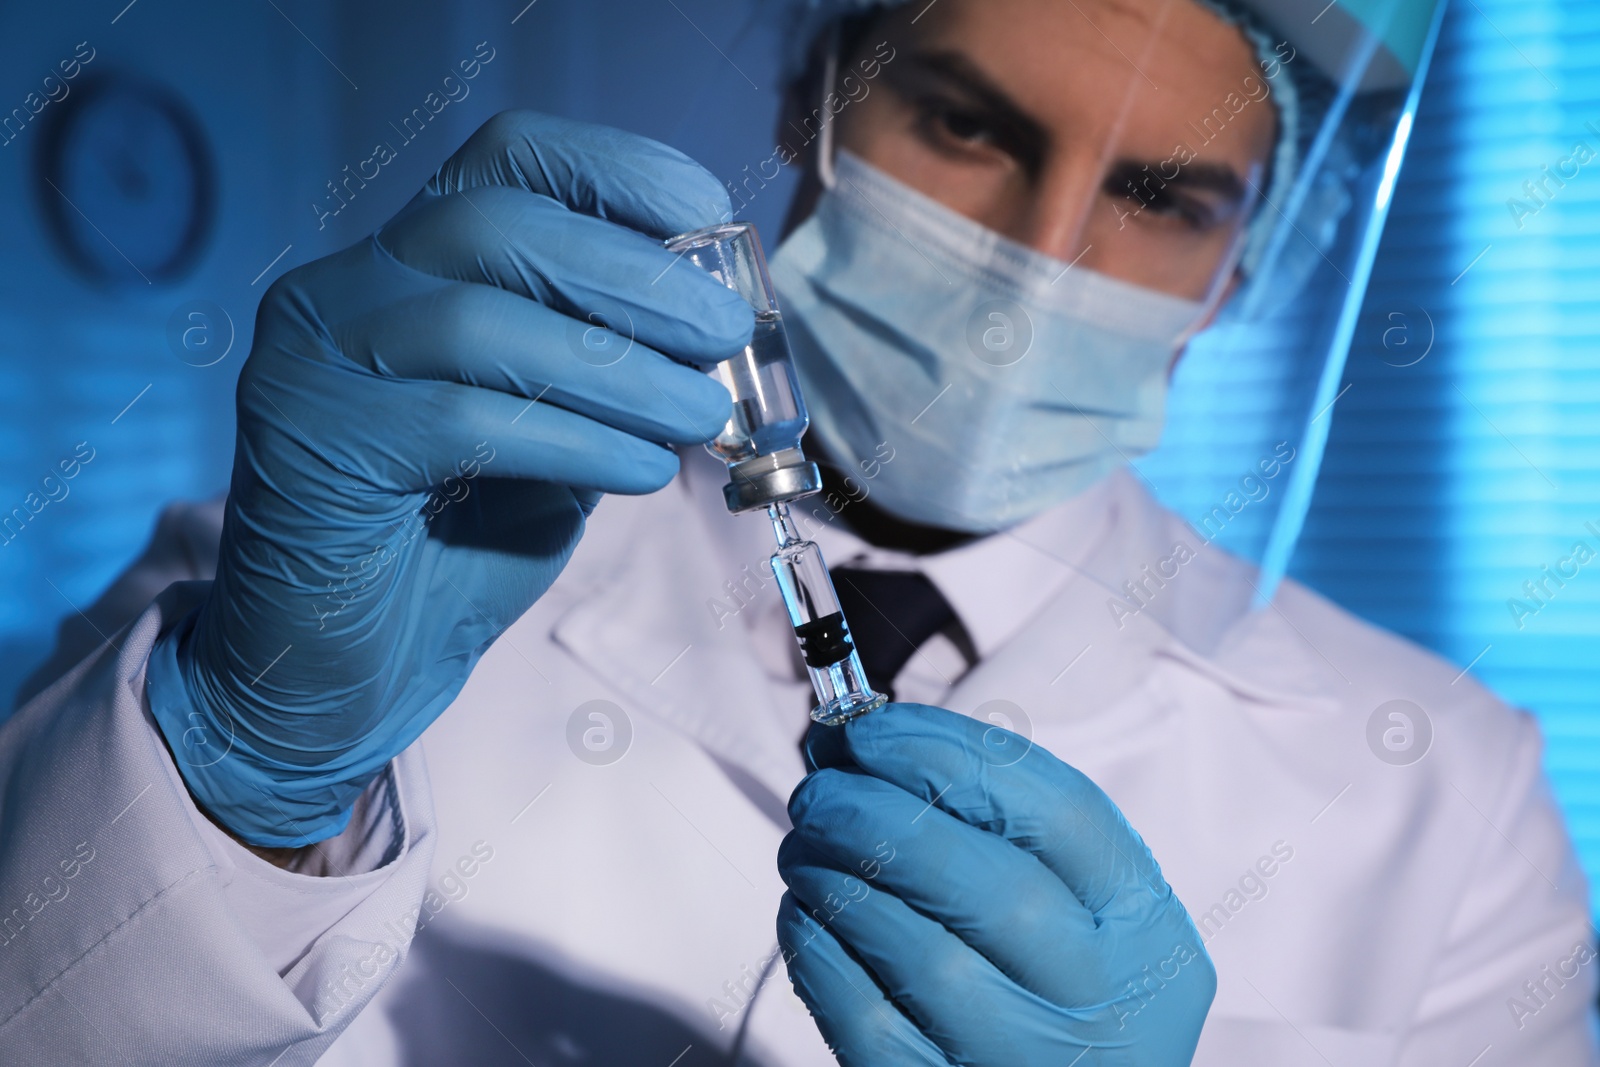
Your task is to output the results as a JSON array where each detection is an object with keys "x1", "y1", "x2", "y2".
[
  {"x1": 938, "y1": 108, "x2": 992, "y2": 144},
  {"x1": 914, "y1": 100, "x2": 998, "y2": 149},
  {"x1": 1113, "y1": 181, "x2": 1215, "y2": 230}
]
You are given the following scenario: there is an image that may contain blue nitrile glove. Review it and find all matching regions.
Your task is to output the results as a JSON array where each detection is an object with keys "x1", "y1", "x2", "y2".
[
  {"x1": 145, "y1": 111, "x2": 748, "y2": 847},
  {"x1": 777, "y1": 703, "x2": 1216, "y2": 1066}
]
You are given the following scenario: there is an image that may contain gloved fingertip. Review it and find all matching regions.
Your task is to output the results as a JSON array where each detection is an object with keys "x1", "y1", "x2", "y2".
[
  {"x1": 667, "y1": 282, "x2": 756, "y2": 369},
  {"x1": 802, "y1": 718, "x2": 853, "y2": 773},
  {"x1": 785, "y1": 766, "x2": 885, "y2": 839},
  {"x1": 652, "y1": 156, "x2": 736, "y2": 235},
  {"x1": 775, "y1": 830, "x2": 808, "y2": 884},
  {"x1": 677, "y1": 372, "x2": 735, "y2": 442},
  {"x1": 776, "y1": 891, "x2": 820, "y2": 961},
  {"x1": 715, "y1": 289, "x2": 758, "y2": 348},
  {"x1": 602, "y1": 441, "x2": 680, "y2": 496},
  {"x1": 841, "y1": 701, "x2": 970, "y2": 762},
  {"x1": 435, "y1": 110, "x2": 735, "y2": 237},
  {"x1": 642, "y1": 448, "x2": 683, "y2": 493},
  {"x1": 677, "y1": 187, "x2": 737, "y2": 237}
]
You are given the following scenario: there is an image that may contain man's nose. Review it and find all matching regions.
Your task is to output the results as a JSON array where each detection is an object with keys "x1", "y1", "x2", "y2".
[{"x1": 1002, "y1": 150, "x2": 1106, "y2": 268}]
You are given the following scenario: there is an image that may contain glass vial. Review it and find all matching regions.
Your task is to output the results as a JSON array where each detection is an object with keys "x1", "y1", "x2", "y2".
[{"x1": 663, "y1": 222, "x2": 823, "y2": 513}]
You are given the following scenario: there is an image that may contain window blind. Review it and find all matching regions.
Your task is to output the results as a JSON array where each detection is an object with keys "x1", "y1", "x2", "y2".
[{"x1": 1294, "y1": 0, "x2": 1600, "y2": 912}]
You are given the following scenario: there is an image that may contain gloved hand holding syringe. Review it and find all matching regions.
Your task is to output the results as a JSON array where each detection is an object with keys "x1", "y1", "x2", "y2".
[{"x1": 664, "y1": 222, "x2": 887, "y2": 725}]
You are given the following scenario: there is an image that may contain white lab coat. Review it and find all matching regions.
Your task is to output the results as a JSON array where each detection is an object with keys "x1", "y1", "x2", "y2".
[{"x1": 1, "y1": 450, "x2": 1595, "y2": 1067}]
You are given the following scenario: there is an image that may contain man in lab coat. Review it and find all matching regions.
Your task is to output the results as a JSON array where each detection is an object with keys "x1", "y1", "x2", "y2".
[{"x1": 3, "y1": 0, "x2": 1597, "y2": 1064}]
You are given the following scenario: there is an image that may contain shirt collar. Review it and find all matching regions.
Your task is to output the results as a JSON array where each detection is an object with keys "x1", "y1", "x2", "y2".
[{"x1": 808, "y1": 472, "x2": 1122, "y2": 661}]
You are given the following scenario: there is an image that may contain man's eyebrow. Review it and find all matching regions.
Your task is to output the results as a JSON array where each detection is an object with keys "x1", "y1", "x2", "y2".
[
  {"x1": 888, "y1": 49, "x2": 1049, "y2": 145},
  {"x1": 1109, "y1": 158, "x2": 1248, "y2": 202},
  {"x1": 888, "y1": 49, "x2": 1253, "y2": 205}
]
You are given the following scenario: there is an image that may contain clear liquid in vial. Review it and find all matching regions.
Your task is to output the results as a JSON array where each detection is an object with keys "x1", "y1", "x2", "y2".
[{"x1": 706, "y1": 312, "x2": 809, "y2": 465}]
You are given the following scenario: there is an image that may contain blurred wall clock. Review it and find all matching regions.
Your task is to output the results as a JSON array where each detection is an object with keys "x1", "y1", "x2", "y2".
[{"x1": 35, "y1": 73, "x2": 215, "y2": 286}]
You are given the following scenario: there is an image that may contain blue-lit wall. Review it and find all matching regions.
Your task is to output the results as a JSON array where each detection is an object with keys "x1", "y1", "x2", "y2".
[
  {"x1": 4, "y1": 0, "x2": 1599, "y2": 906},
  {"x1": 1293, "y1": 0, "x2": 1600, "y2": 911},
  {"x1": 0, "y1": 2, "x2": 336, "y2": 698},
  {"x1": 0, "y1": 0, "x2": 792, "y2": 705}
]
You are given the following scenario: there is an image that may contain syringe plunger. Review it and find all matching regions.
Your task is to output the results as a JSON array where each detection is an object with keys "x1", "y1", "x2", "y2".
[{"x1": 768, "y1": 503, "x2": 887, "y2": 725}]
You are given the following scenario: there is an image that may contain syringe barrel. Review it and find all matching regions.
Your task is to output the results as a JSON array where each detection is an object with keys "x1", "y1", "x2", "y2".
[
  {"x1": 768, "y1": 504, "x2": 887, "y2": 725},
  {"x1": 664, "y1": 222, "x2": 822, "y2": 513}
]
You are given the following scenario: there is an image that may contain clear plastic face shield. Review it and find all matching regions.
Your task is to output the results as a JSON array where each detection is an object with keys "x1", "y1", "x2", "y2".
[{"x1": 769, "y1": 0, "x2": 1447, "y2": 629}]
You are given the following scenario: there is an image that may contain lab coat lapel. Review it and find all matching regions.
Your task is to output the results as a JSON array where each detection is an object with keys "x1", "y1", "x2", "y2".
[
  {"x1": 941, "y1": 477, "x2": 1174, "y2": 738},
  {"x1": 549, "y1": 466, "x2": 808, "y2": 814},
  {"x1": 943, "y1": 470, "x2": 1341, "y2": 742}
]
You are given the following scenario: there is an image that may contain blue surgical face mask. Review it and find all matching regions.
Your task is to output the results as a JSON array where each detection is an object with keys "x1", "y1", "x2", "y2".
[{"x1": 769, "y1": 150, "x2": 1208, "y2": 535}]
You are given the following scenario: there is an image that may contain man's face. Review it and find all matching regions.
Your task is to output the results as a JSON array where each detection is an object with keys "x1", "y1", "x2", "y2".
[{"x1": 835, "y1": 0, "x2": 1280, "y2": 302}]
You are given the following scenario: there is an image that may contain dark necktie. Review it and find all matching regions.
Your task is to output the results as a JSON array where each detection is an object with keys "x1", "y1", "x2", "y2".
[{"x1": 829, "y1": 567, "x2": 962, "y2": 702}]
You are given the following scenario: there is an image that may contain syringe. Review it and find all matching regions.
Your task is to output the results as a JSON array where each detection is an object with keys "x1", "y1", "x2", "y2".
[
  {"x1": 665, "y1": 222, "x2": 887, "y2": 725},
  {"x1": 766, "y1": 500, "x2": 887, "y2": 724}
]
